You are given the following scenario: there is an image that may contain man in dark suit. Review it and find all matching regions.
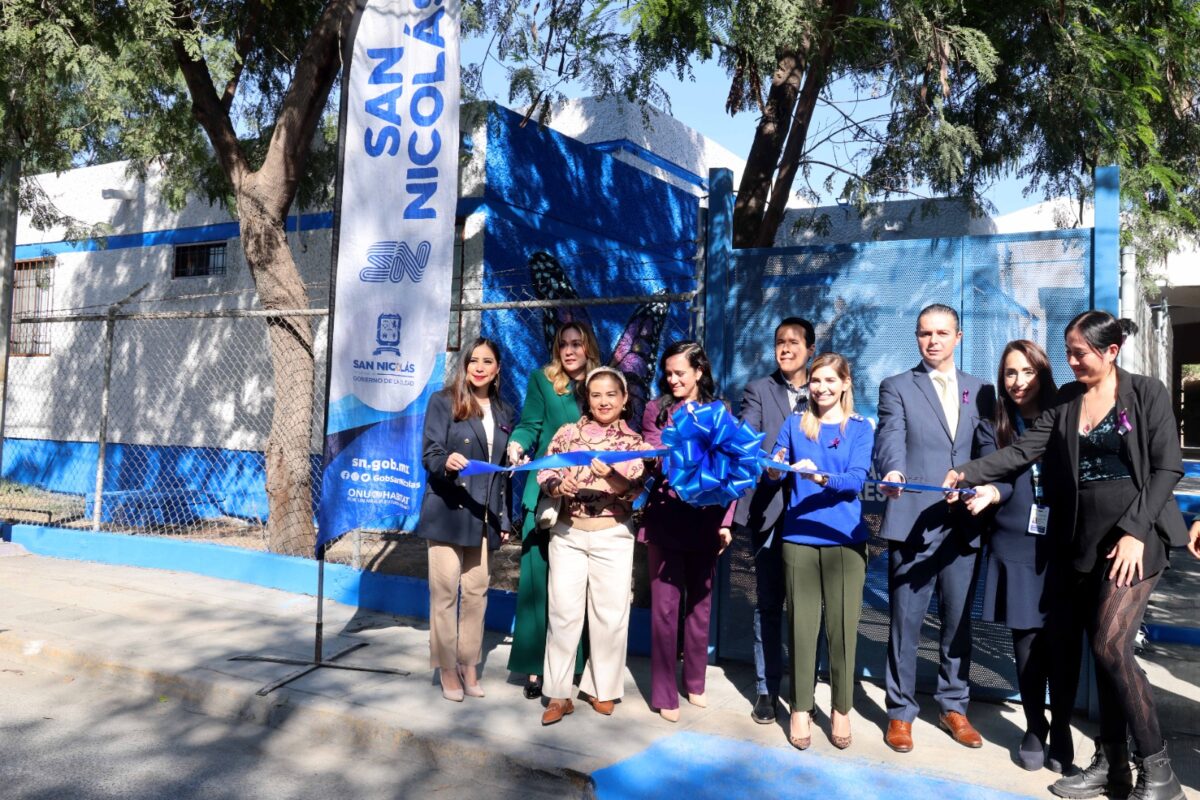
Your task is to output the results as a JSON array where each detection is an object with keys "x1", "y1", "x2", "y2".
[
  {"x1": 735, "y1": 316, "x2": 815, "y2": 723},
  {"x1": 875, "y1": 304, "x2": 993, "y2": 752}
]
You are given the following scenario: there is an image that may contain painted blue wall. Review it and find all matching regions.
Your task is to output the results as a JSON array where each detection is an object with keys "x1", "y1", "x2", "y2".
[
  {"x1": 2, "y1": 437, "x2": 321, "y2": 522},
  {"x1": 480, "y1": 106, "x2": 700, "y2": 416}
]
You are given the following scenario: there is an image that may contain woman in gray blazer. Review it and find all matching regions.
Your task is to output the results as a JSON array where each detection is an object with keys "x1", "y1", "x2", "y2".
[
  {"x1": 416, "y1": 337, "x2": 513, "y2": 702},
  {"x1": 947, "y1": 311, "x2": 1187, "y2": 800}
]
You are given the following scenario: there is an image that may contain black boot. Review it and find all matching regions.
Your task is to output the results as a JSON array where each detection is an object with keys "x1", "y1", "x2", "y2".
[
  {"x1": 1050, "y1": 738, "x2": 1133, "y2": 799},
  {"x1": 1130, "y1": 744, "x2": 1185, "y2": 800}
]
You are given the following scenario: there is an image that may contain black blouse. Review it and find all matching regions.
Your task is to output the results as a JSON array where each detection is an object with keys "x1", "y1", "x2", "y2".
[{"x1": 1078, "y1": 408, "x2": 1132, "y2": 483}]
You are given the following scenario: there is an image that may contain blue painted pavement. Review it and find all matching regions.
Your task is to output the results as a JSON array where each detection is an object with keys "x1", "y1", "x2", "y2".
[{"x1": 592, "y1": 732, "x2": 1034, "y2": 800}]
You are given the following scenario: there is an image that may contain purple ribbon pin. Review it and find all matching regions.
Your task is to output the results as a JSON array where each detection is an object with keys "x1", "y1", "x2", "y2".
[
  {"x1": 961, "y1": 389, "x2": 970, "y2": 404},
  {"x1": 1117, "y1": 408, "x2": 1132, "y2": 436},
  {"x1": 830, "y1": 437, "x2": 841, "y2": 449}
]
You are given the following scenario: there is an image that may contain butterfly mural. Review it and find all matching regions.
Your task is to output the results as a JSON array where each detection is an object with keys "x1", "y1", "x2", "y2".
[{"x1": 528, "y1": 251, "x2": 670, "y2": 431}]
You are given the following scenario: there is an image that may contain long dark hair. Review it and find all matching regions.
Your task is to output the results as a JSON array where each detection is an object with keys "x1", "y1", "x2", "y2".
[
  {"x1": 449, "y1": 337, "x2": 502, "y2": 421},
  {"x1": 994, "y1": 339, "x2": 1057, "y2": 447},
  {"x1": 655, "y1": 339, "x2": 716, "y2": 427},
  {"x1": 1065, "y1": 310, "x2": 1125, "y2": 353}
]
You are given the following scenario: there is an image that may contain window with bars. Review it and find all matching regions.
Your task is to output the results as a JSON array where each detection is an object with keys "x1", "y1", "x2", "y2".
[
  {"x1": 173, "y1": 241, "x2": 227, "y2": 278},
  {"x1": 11, "y1": 258, "x2": 54, "y2": 357}
]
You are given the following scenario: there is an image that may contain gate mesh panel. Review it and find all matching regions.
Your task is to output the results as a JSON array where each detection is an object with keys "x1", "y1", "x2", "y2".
[{"x1": 716, "y1": 230, "x2": 1094, "y2": 701}]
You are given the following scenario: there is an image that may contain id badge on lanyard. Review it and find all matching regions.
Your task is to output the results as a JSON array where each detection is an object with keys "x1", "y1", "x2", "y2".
[{"x1": 1016, "y1": 414, "x2": 1048, "y2": 535}]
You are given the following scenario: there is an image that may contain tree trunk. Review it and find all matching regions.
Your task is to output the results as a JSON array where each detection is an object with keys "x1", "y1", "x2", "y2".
[
  {"x1": 731, "y1": 0, "x2": 855, "y2": 248},
  {"x1": 0, "y1": 153, "x2": 19, "y2": 471},
  {"x1": 732, "y1": 52, "x2": 804, "y2": 248},
  {"x1": 238, "y1": 177, "x2": 315, "y2": 555},
  {"x1": 755, "y1": 0, "x2": 854, "y2": 248}
]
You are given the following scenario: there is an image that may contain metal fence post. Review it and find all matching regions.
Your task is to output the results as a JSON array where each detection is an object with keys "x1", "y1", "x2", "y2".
[{"x1": 92, "y1": 306, "x2": 116, "y2": 530}]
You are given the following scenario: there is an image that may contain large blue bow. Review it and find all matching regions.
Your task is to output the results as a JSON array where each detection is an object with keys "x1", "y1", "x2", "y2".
[{"x1": 660, "y1": 402, "x2": 766, "y2": 507}]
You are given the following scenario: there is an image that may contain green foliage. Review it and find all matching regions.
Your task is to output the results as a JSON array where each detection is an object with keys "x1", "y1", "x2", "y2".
[
  {"x1": 476, "y1": 0, "x2": 1200, "y2": 262},
  {"x1": 4, "y1": 0, "x2": 340, "y2": 218}
]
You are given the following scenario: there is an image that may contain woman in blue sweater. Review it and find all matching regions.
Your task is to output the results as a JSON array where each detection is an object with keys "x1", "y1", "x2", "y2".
[{"x1": 767, "y1": 352, "x2": 873, "y2": 751}]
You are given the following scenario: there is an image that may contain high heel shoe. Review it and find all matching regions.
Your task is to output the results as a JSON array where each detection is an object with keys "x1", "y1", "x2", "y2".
[
  {"x1": 458, "y1": 665, "x2": 484, "y2": 698},
  {"x1": 439, "y1": 669, "x2": 464, "y2": 703},
  {"x1": 687, "y1": 692, "x2": 707, "y2": 708},
  {"x1": 788, "y1": 711, "x2": 814, "y2": 750},
  {"x1": 523, "y1": 676, "x2": 543, "y2": 700},
  {"x1": 830, "y1": 711, "x2": 852, "y2": 750}
]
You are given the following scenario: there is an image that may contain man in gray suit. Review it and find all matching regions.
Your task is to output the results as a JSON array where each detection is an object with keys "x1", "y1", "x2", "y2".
[
  {"x1": 875, "y1": 304, "x2": 993, "y2": 753},
  {"x1": 735, "y1": 316, "x2": 815, "y2": 723}
]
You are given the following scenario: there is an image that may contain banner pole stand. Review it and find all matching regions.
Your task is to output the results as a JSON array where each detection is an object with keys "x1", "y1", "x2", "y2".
[{"x1": 229, "y1": 543, "x2": 410, "y2": 697}]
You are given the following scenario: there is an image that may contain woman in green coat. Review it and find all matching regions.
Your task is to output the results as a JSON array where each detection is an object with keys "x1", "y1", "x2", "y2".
[{"x1": 506, "y1": 321, "x2": 602, "y2": 697}]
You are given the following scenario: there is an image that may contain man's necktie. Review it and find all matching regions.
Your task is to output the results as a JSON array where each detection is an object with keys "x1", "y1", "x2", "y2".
[{"x1": 932, "y1": 372, "x2": 959, "y2": 435}]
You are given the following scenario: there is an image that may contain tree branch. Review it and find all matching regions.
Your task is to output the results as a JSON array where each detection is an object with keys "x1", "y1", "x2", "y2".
[
  {"x1": 756, "y1": 0, "x2": 856, "y2": 247},
  {"x1": 258, "y1": 0, "x2": 359, "y2": 218},
  {"x1": 170, "y1": 0, "x2": 248, "y2": 187},
  {"x1": 222, "y1": 0, "x2": 266, "y2": 111}
]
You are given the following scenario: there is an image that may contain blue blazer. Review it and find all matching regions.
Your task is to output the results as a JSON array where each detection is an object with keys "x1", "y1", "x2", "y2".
[
  {"x1": 416, "y1": 390, "x2": 513, "y2": 549},
  {"x1": 874, "y1": 363, "x2": 994, "y2": 548},
  {"x1": 734, "y1": 370, "x2": 802, "y2": 538}
]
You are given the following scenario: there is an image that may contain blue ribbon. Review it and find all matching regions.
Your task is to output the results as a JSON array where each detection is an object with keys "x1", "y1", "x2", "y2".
[
  {"x1": 660, "y1": 402, "x2": 765, "y2": 507},
  {"x1": 457, "y1": 447, "x2": 669, "y2": 477},
  {"x1": 754, "y1": 456, "x2": 975, "y2": 496},
  {"x1": 456, "y1": 405, "x2": 971, "y2": 502}
]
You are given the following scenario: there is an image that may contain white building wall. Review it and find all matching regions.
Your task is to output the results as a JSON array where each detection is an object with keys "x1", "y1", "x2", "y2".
[{"x1": 11, "y1": 100, "x2": 738, "y2": 455}]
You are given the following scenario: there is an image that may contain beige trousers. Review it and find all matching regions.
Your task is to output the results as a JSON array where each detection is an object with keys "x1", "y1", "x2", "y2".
[
  {"x1": 427, "y1": 541, "x2": 490, "y2": 670},
  {"x1": 543, "y1": 520, "x2": 635, "y2": 701}
]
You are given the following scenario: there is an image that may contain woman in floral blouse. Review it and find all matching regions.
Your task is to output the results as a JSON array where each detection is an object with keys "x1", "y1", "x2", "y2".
[{"x1": 535, "y1": 366, "x2": 651, "y2": 725}]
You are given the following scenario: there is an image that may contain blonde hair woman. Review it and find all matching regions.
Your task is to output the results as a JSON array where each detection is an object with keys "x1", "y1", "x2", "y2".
[{"x1": 767, "y1": 353, "x2": 873, "y2": 750}]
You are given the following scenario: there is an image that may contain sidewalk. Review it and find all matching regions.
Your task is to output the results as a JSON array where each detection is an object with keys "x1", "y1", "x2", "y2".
[{"x1": 1, "y1": 547, "x2": 1196, "y2": 799}]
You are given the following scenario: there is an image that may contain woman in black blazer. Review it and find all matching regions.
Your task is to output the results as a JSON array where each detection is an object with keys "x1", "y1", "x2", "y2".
[
  {"x1": 947, "y1": 312, "x2": 1187, "y2": 800},
  {"x1": 417, "y1": 337, "x2": 513, "y2": 702},
  {"x1": 961, "y1": 340, "x2": 1072, "y2": 772}
]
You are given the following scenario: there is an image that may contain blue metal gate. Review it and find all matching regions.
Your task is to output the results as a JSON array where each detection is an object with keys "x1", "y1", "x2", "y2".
[{"x1": 703, "y1": 167, "x2": 1120, "y2": 700}]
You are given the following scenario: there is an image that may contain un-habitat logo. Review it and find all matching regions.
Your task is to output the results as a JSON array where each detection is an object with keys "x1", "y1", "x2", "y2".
[{"x1": 359, "y1": 240, "x2": 431, "y2": 283}]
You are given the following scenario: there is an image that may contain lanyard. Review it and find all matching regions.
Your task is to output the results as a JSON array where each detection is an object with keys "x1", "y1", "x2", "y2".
[{"x1": 1013, "y1": 414, "x2": 1043, "y2": 502}]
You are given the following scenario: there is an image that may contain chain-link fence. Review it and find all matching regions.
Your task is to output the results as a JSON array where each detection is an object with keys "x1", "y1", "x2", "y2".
[
  {"x1": 1, "y1": 287, "x2": 697, "y2": 600},
  {"x1": 1, "y1": 307, "x2": 328, "y2": 559}
]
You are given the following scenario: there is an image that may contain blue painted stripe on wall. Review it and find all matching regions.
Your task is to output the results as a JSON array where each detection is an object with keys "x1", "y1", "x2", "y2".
[
  {"x1": 1091, "y1": 165, "x2": 1121, "y2": 315},
  {"x1": 1, "y1": 523, "x2": 651, "y2": 655},
  {"x1": 15, "y1": 213, "x2": 331, "y2": 260},
  {"x1": 15, "y1": 198, "x2": 475, "y2": 259},
  {"x1": 0, "y1": 437, "x2": 303, "y2": 521},
  {"x1": 1184, "y1": 461, "x2": 1199, "y2": 478}
]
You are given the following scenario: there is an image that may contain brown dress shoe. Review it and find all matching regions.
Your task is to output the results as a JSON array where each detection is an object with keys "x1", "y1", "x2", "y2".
[
  {"x1": 939, "y1": 711, "x2": 983, "y2": 748},
  {"x1": 541, "y1": 698, "x2": 575, "y2": 726},
  {"x1": 886, "y1": 720, "x2": 914, "y2": 752},
  {"x1": 582, "y1": 694, "x2": 615, "y2": 715}
]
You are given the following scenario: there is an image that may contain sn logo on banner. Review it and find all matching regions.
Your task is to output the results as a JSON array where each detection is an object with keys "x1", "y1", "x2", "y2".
[{"x1": 360, "y1": 240, "x2": 431, "y2": 283}]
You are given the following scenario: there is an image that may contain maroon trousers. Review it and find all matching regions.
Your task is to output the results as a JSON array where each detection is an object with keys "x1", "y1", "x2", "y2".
[{"x1": 647, "y1": 542, "x2": 717, "y2": 710}]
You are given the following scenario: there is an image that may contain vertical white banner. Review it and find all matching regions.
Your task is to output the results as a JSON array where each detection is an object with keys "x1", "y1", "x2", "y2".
[{"x1": 318, "y1": 0, "x2": 460, "y2": 550}]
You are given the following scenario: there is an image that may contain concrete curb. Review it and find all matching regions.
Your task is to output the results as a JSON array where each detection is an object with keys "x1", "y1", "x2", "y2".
[{"x1": 0, "y1": 624, "x2": 595, "y2": 797}]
